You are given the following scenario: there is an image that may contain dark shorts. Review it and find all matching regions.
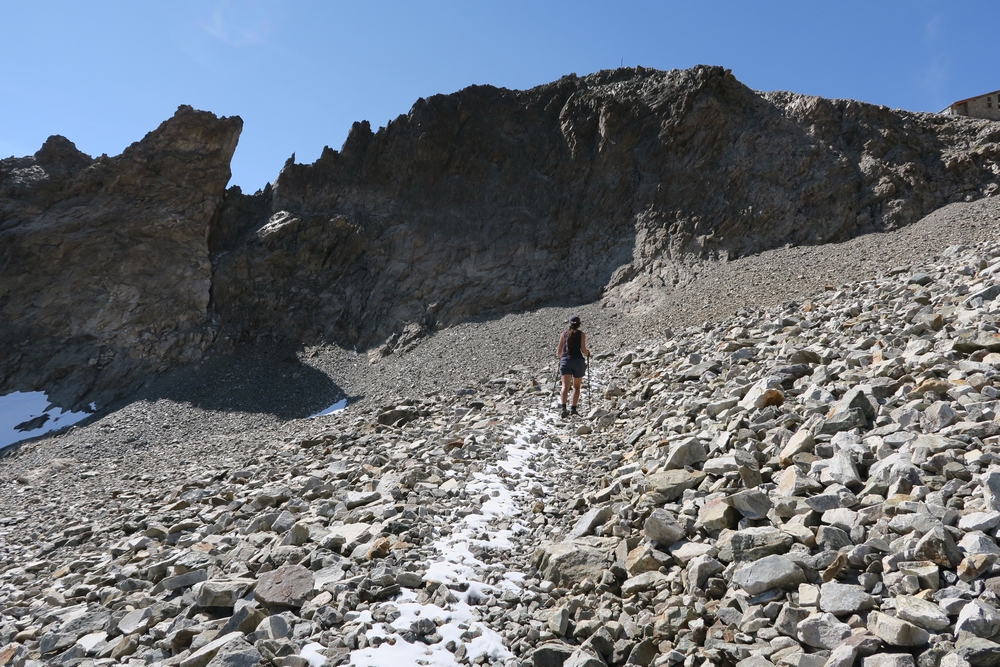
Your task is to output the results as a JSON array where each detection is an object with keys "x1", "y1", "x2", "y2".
[{"x1": 559, "y1": 356, "x2": 587, "y2": 379}]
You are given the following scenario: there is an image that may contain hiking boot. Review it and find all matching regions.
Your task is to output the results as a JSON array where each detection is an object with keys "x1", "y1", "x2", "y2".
[
  {"x1": 570, "y1": 405, "x2": 579, "y2": 416},
  {"x1": 560, "y1": 405, "x2": 569, "y2": 418}
]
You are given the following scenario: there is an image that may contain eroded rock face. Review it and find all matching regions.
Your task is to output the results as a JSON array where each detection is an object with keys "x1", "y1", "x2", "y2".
[
  {"x1": 6, "y1": 66, "x2": 1000, "y2": 408},
  {"x1": 0, "y1": 106, "x2": 242, "y2": 408},
  {"x1": 212, "y1": 65, "x2": 1000, "y2": 351}
]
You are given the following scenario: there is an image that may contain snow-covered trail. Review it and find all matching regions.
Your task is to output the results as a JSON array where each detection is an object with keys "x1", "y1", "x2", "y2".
[{"x1": 334, "y1": 368, "x2": 605, "y2": 667}]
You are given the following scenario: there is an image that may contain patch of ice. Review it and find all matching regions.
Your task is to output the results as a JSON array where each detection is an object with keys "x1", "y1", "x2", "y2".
[
  {"x1": 310, "y1": 398, "x2": 348, "y2": 418},
  {"x1": 0, "y1": 391, "x2": 92, "y2": 451}
]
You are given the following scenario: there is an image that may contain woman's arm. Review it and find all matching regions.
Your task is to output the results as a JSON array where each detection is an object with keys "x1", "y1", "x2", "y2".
[
  {"x1": 581, "y1": 332, "x2": 590, "y2": 357},
  {"x1": 556, "y1": 332, "x2": 564, "y2": 358}
]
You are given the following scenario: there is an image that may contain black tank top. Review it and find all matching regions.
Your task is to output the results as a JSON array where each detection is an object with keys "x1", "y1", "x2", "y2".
[{"x1": 562, "y1": 330, "x2": 583, "y2": 360}]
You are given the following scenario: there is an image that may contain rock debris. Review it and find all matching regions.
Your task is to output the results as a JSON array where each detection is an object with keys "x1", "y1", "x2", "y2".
[{"x1": 8, "y1": 232, "x2": 1000, "y2": 667}]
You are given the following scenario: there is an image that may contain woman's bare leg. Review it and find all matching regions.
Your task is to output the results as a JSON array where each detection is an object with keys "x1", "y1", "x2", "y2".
[
  {"x1": 572, "y1": 377, "x2": 583, "y2": 407},
  {"x1": 560, "y1": 375, "x2": 572, "y2": 405}
]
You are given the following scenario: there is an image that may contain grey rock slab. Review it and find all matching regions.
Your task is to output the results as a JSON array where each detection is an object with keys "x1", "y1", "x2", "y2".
[
  {"x1": 914, "y1": 526, "x2": 963, "y2": 567},
  {"x1": 218, "y1": 603, "x2": 266, "y2": 636},
  {"x1": 40, "y1": 608, "x2": 111, "y2": 654},
  {"x1": 313, "y1": 566, "x2": 346, "y2": 590},
  {"x1": 643, "y1": 508, "x2": 685, "y2": 547},
  {"x1": 863, "y1": 656, "x2": 916, "y2": 667},
  {"x1": 959, "y1": 532, "x2": 1000, "y2": 556},
  {"x1": 732, "y1": 554, "x2": 806, "y2": 595},
  {"x1": 344, "y1": 490, "x2": 381, "y2": 509},
  {"x1": 254, "y1": 564, "x2": 314, "y2": 609},
  {"x1": 695, "y1": 497, "x2": 739, "y2": 532},
  {"x1": 669, "y1": 540, "x2": 717, "y2": 566},
  {"x1": 957, "y1": 600, "x2": 1000, "y2": 639},
  {"x1": 703, "y1": 454, "x2": 739, "y2": 477},
  {"x1": 321, "y1": 522, "x2": 375, "y2": 551},
  {"x1": 39, "y1": 631, "x2": 78, "y2": 656},
  {"x1": 940, "y1": 655, "x2": 973, "y2": 667},
  {"x1": 621, "y1": 571, "x2": 670, "y2": 597},
  {"x1": 736, "y1": 657, "x2": 775, "y2": 667},
  {"x1": 805, "y1": 485, "x2": 857, "y2": 512},
  {"x1": 115, "y1": 607, "x2": 152, "y2": 635},
  {"x1": 956, "y1": 636, "x2": 1000, "y2": 667},
  {"x1": 179, "y1": 631, "x2": 246, "y2": 667},
  {"x1": 567, "y1": 505, "x2": 613, "y2": 540},
  {"x1": 204, "y1": 637, "x2": 262, "y2": 667},
  {"x1": 271, "y1": 510, "x2": 296, "y2": 533},
  {"x1": 644, "y1": 469, "x2": 706, "y2": 501},
  {"x1": 77, "y1": 631, "x2": 107, "y2": 655},
  {"x1": 160, "y1": 568, "x2": 209, "y2": 591},
  {"x1": 533, "y1": 537, "x2": 616, "y2": 587},
  {"x1": 818, "y1": 450, "x2": 862, "y2": 488},
  {"x1": 685, "y1": 554, "x2": 723, "y2": 591},
  {"x1": 725, "y1": 489, "x2": 772, "y2": 520},
  {"x1": 959, "y1": 511, "x2": 1000, "y2": 532},
  {"x1": 984, "y1": 471, "x2": 1000, "y2": 512},
  {"x1": 924, "y1": 401, "x2": 958, "y2": 432},
  {"x1": 194, "y1": 578, "x2": 257, "y2": 608},
  {"x1": 721, "y1": 526, "x2": 794, "y2": 563},
  {"x1": 826, "y1": 643, "x2": 858, "y2": 667},
  {"x1": 779, "y1": 429, "x2": 815, "y2": 465},
  {"x1": 895, "y1": 595, "x2": 950, "y2": 631},
  {"x1": 395, "y1": 571, "x2": 423, "y2": 588},
  {"x1": 818, "y1": 582, "x2": 874, "y2": 616},
  {"x1": 532, "y1": 641, "x2": 575, "y2": 667},
  {"x1": 663, "y1": 437, "x2": 708, "y2": 470},
  {"x1": 775, "y1": 605, "x2": 811, "y2": 638},
  {"x1": 256, "y1": 614, "x2": 291, "y2": 640},
  {"x1": 867, "y1": 611, "x2": 929, "y2": 647},
  {"x1": 821, "y1": 508, "x2": 858, "y2": 531},
  {"x1": 548, "y1": 607, "x2": 570, "y2": 637},
  {"x1": 821, "y1": 407, "x2": 868, "y2": 434},
  {"x1": 796, "y1": 612, "x2": 851, "y2": 649},
  {"x1": 564, "y1": 647, "x2": 607, "y2": 667}
]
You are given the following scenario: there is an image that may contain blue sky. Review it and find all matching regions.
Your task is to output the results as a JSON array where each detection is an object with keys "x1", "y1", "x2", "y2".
[{"x1": 1, "y1": 1, "x2": 997, "y2": 190}]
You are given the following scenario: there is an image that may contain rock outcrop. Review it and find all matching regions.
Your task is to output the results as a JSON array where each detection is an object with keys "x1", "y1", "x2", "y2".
[
  {"x1": 212, "y1": 65, "x2": 1000, "y2": 353},
  {"x1": 4, "y1": 66, "x2": 1000, "y2": 408},
  {"x1": 0, "y1": 106, "x2": 241, "y2": 408}
]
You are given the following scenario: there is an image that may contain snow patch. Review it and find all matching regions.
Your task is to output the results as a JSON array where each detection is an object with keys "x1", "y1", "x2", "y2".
[
  {"x1": 346, "y1": 417, "x2": 557, "y2": 665},
  {"x1": 310, "y1": 398, "x2": 348, "y2": 418},
  {"x1": 0, "y1": 391, "x2": 92, "y2": 450}
]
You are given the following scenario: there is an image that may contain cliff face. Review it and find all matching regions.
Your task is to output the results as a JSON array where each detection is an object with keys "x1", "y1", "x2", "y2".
[
  {"x1": 3, "y1": 67, "x2": 1000, "y2": 407},
  {"x1": 211, "y1": 66, "x2": 1000, "y2": 353},
  {"x1": 0, "y1": 106, "x2": 242, "y2": 408}
]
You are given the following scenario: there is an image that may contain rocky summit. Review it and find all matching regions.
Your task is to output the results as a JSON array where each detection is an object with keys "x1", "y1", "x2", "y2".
[{"x1": 3, "y1": 66, "x2": 1000, "y2": 667}]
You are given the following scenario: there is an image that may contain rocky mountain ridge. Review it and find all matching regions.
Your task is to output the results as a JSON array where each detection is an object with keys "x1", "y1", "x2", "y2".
[
  {"x1": 215, "y1": 66, "x2": 1000, "y2": 355},
  {"x1": 2, "y1": 66, "x2": 1000, "y2": 409}
]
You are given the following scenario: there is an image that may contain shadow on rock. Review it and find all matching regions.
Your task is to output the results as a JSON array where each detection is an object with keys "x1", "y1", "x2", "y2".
[{"x1": 127, "y1": 343, "x2": 356, "y2": 420}]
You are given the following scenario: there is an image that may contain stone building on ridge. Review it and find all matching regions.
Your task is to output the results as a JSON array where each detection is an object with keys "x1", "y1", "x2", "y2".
[{"x1": 941, "y1": 89, "x2": 1000, "y2": 120}]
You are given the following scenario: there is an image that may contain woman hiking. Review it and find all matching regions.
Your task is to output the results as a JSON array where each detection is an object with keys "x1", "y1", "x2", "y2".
[{"x1": 557, "y1": 316, "x2": 590, "y2": 418}]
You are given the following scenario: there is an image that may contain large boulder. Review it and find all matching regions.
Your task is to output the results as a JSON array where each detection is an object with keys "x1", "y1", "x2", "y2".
[
  {"x1": 731, "y1": 554, "x2": 805, "y2": 595},
  {"x1": 533, "y1": 537, "x2": 617, "y2": 587}
]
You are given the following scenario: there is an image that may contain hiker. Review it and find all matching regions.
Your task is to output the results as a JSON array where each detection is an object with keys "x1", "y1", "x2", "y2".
[{"x1": 557, "y1": 315, "x2": 590, "y2": 418}]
